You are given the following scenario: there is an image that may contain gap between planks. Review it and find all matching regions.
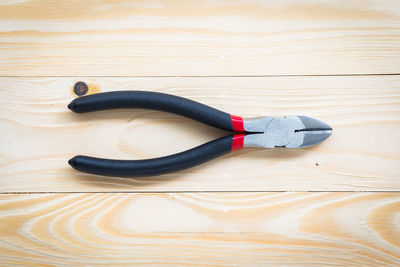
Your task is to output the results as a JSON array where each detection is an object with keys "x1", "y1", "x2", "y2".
[
  {"x1": 0, "y1": 73, "x2": 400, "y2": 78},
  {"x1": 3, "y1": 191, "x2": 400, "y2": 194}
]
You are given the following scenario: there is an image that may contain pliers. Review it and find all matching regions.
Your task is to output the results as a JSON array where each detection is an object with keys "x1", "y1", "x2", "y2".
[{"x1": 68, "y1": 91, "x2": 332, "y2": 177}]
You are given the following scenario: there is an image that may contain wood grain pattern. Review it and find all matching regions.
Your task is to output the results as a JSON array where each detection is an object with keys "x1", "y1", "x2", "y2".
[
  {"x1": 1, "y1": 0, "x2": 399, "y2": 76},
  {"x1": 0, "y1": 192, "x2": 399, "y2": 266},
  {"x1": 1, "y1": 76, "x2": 400, "y2": 192},
  {"x1": 1, "y1": 1, "x2": 400, "y2": 265}
]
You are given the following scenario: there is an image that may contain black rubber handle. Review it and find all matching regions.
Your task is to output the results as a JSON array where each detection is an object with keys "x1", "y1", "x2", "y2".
[
  {"x1": 68, "y1": 91, "x2": 234, "y2": 131},
  {"x1": 68, "y1": 135, "x2": 234, "y2": 177}
]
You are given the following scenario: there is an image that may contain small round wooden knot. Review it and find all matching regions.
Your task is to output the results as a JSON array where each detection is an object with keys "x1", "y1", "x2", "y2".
[{"x1": 74, "y1": 81, "x2": 88, "y2": 96}]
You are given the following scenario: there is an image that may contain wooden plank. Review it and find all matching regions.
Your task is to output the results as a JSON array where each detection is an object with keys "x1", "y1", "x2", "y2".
[
  {"x1": 0, "y1": 76, "x2": 399, "y2": 192},
  {"x1": 0, "y1": 0, "x2": 399, "y2": 76},
  {"x1": 0, "y1": 192, "x2": 399, "y2": 266}
]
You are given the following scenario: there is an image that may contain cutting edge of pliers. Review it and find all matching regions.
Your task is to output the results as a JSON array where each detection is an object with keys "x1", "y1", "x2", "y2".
[
  {"x1": 67, "y1": 91, "x2": 332, "y2": 177},
  {"x1": 242, "y1": 115, "x2": 332, "y2": 149}
]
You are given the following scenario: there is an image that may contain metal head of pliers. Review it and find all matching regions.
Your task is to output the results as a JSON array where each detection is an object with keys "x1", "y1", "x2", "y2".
[{"x1": 242, "y1": 115, "x2": 333, "y2": 148}]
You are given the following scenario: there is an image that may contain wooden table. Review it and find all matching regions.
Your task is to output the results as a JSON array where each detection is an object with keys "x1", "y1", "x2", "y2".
[{"x1": 1, "y1": 1, "x2": 399, "y2": 265}]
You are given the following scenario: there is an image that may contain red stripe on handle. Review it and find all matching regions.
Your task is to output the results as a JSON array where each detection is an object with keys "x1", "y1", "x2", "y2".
[
  {"x1": 232, "y1": 134, "x2": 244, "y2": 151},
  {"x1": 230, "y1": 115, "x2": 244, "y2": 132}
]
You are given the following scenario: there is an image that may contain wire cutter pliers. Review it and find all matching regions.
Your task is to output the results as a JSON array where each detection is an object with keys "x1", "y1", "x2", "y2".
[{"x1": 68, "y1": 91, "x2": 332, "y2": 177}]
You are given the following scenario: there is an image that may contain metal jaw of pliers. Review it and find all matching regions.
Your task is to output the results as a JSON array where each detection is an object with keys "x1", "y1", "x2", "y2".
[
  {"x1": 68, "y1": 91, "x2": 332, "y2": 177},
  {"x1": 243, "y1": 116, "x2": 332, "y2": 148}
]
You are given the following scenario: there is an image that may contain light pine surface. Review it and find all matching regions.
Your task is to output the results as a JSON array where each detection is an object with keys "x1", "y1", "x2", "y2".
[
  {"x1": 1, "y1": 76, "x2": 400, "y2": 192},
  {"x1": 1, "y1": 0, "x2": 400, "y2": 266},
  {"x1": 0, "y1": 0, "x2": 400, "y2": 76},
  {"x1": 0, "y1": 192, "x2": 399, "y2": 266}
]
